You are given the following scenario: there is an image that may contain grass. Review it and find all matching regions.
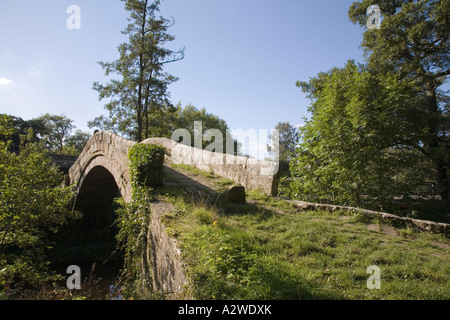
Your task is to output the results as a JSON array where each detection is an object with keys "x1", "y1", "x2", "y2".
[
  {"x1": 157, "y1": 183, "x2": 450, "y2": 300},
  {"x1": 168, "y1": 163, "x2": 238, "y2": 192},
  {"x1": 170, "y1": 163, "x2": 217, "y2": 179}
]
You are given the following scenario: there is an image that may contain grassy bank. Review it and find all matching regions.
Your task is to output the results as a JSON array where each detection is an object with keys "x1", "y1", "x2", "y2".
[{"x1": 157, "y1": 181, "x2": 449, "y2": 300}]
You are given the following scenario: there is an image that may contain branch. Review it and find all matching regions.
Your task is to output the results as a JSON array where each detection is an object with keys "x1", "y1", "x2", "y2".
[
  {"x1": 436, "y1": 69, "x2": 450, "y2": 78},
  {"x1": 160, "y1": 48, "x2": 185, "y2": 65}
]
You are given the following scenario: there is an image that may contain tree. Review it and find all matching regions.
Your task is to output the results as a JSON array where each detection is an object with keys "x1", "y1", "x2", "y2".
[
  {"x1": 290, "y1": 0, "x2": 449, "y2": 214},
  {"x1": 267, "y1": 122, "x2": 299, "y2": 176},
  {"x1": 172, "y1": 104, "x2": 232, "y2": 150},
  {"x1": 348, "y1": 0, "x2": 450, "y2": 205},
  {"x1": 292, "y1": 61, "x2": 431, "y2": 210},
  {"x1": 0, "y1": 114, "x2": 47, "y2": 153},
  {"x1": 63, "y1": 129, "x2": 91, "y2": 155},
  {"x1": 1, "y1": 113, "x2": 90, "y2": 156},
  {"x1": 0, "y1": 115, "x2": 77, "y2": 296},
  {"x1": 36, "y1": 113, "x2": 75, "y2": 153},
  {"x1": 90, "y1": 0, "x2": 184, "y2": 142}
]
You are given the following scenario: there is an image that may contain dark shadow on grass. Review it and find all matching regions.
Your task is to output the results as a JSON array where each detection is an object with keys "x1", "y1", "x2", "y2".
[
  {"x1": 163, "y1": 165, "x2": 219, "y2": 196},
  {"x1": 161, "y1": 166, "x2": 345, "y2": 299}
]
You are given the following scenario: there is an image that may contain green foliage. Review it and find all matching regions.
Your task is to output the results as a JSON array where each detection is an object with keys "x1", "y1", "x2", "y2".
[
  {"x1": 290, "y1": 0, "x2": 449, "y2": 213},
  {"x1": 292, "y1": 61, "x2": 429, "y2": 210},
  {"x1": 90, "y1": 0, "x2": 184, "y2": 142},
  {"x1": 171, "y1": 104, "x2": 239, "y2": 153},
  {"x1": 348, "y1": 0, "x2": 450, "y2": 204},
  {"x1": 288, "y1": 0, "x2": 450, "y2": 290},
  {"x1": 161, "y1": 187, "x2": 450, "y2": 300},
  {"x1": 0, "y1": 113, "x2": 90, "y2": 156},
  {"x1": 348, "y1": 0, "x2": 449, "y2": 80},
  {"x1": 34, "y1": 113, "x2": 75, "y2": 153},
  {"x1": 0, "y1": 116, "x2": 77, "y2": 297},
  {"x1": 0, "y1": 115, "x2": 15, "y2": 140},
  {"x1": 63, "y1": 130, "x2": 91, "y2": 155},
  {"x1": 268, "y1": 122, "x2": 299, "y2": 177},
  {"x1": 115, "y1": 188, "x2": 154, "y2": 298},
  {"x1": 0, "y1": 114, "x2": 46, "y2": 153},
  {"x1": 128, "y1": 143, "x2": 166, "y2": 190},
  {"x1": 116, "y1": 142, "x2": 166, "y2": 298}
]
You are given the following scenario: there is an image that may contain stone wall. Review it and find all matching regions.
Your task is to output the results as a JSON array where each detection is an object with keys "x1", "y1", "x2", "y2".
[
  {"x1": 149, "y1": 201, "x2": 189, "y2": 299},
  {"x1": 142, "y1": 137, "x2": 280, "y2": 196},
  {"x1": 291, "y1": 200, "x2": 449, "y2": 236},
  {"x1": 50, "y1": 154, "x2": 78, "y2": 174}
]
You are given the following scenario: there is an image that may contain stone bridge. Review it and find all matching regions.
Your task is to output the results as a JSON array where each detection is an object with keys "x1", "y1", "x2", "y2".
[
  {"x1": 65, "y1": 131, "x2": 279, "y2": 297},
  {"x1": 63, "y1": 131, "x2": 448, "y2": 297},
  {"x1": 68, "y1": 131, "x2": 280, "y2": 206}
]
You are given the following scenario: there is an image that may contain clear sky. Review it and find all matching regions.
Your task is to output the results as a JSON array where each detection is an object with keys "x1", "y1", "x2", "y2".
[{"x1": 0, "y1": 0, "x2": 366, "y2": 157}]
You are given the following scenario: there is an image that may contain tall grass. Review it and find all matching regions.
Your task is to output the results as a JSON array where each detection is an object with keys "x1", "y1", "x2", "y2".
[{"x1": 159, "y1": 186, "x2": 450, "y2": 300}]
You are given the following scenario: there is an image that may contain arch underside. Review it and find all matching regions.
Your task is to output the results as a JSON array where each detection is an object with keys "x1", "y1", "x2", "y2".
[
  {"x1": 75, "y1": 155, "x2": 131, "y2": 203},
  {"x1": 73, "y1": 165, "x2": 121, "y2": 239},
  {"x1": 57, "y1": 163, "x2": 126, "y2": 264}
]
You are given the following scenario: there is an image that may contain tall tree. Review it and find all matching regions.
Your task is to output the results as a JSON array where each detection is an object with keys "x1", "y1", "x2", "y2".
[
  {"x1": 36, "y1": 113, "x2": 75, "y2": 153},
  {"x1": 91, "y1": 0, "x2": 184, "y2": 142},
  {"x1": 348, "y1": 0, "x2": 450, "y2": 204},
  {"x1": 160, "y1": 103, "x2": 241, "y2": 155},
  {"x1": 267, "y1": 122, "x2": 299, "y2": 177},
  {"x1": 293, "y1": 61, "x2": 429, "y2": 210},
  {"x1": 0, "y1": 114, "x2": 47, "y2": 153}
]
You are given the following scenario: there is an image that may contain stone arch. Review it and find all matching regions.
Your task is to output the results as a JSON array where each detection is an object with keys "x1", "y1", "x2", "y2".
[
  {"x1": 62, "y1": 131, "x2": 136, "y2": 264},
  {"x1": 68, "y1": 131, "x2": 136, "y2": 204}
]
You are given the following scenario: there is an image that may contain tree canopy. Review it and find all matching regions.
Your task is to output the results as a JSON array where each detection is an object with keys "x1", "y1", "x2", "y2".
[
  {"x1": 290, "y1": 0, "x2": 449, "y2": 215},
  {"x1": 0, "y1": 113, "x2": 90, "y2": 155},
  {"x1": 0, "y1": 115, "x2": 77, "y2": 296},
  {"x1": 348, "y1": 0, "x2": 450, "y2": 205},
  {"x1": 91, "y1": 0, "x2": 185, "y2": 142}
]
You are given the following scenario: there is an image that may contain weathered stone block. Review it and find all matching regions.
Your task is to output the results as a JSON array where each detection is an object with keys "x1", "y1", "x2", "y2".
[{"x1": 225, "y1": 185, "x2": 246, "y2": 204}]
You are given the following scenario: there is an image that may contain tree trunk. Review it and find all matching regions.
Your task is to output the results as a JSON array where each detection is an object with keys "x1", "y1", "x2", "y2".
[
  {"x1": 435, "y1": 158, "x2": 449, "y2": 202},
  {"x1": 144, "y1": 69, "x2": 153, "y2": 140},
  {"x1": 136, "y1": 0, "x2": 149, "y2": 142},
  {"x1": 136, "y1": 98, "x2": 143, "y2": 142},
  {"x1": 426, "y1": 81, "x2": 449, "y2": 209}
]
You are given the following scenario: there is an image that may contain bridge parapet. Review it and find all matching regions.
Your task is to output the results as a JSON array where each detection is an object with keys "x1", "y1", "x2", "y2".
[
  {"x1": 142, "y1": 137, "x2": 279, "y2": 196},
  {"x1": 68, "y1": 131, "x2": 279, "y2": 204}
]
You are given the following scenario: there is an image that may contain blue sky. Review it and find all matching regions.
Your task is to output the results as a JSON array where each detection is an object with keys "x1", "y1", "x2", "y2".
[{"x1": 0, "y1": 0, "x2": 366, "y2": 157}]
